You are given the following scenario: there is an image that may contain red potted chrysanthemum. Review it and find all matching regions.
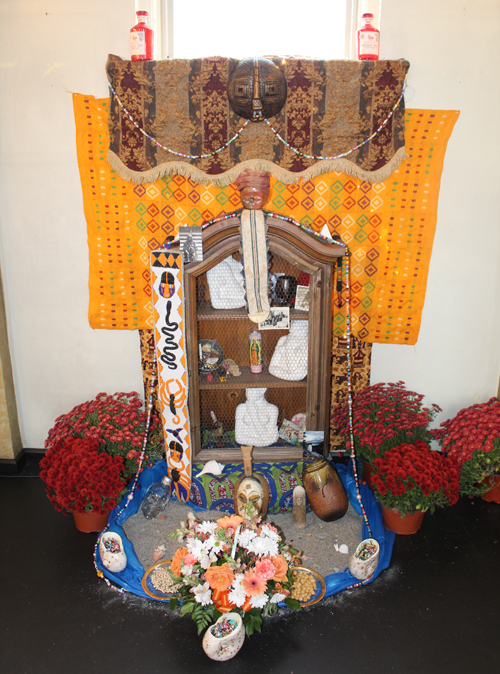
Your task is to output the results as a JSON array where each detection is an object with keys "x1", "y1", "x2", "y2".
[
  {"x1": 45, "y1": 391, "x2": 164, "y2": 479},
  {"x1": 40, "y1": 436, "x2": 128, "y2": 532},
  {"x1": 370, "y1": 439, "x2": 461, "y2": 534},
  {"x1": 433, "y1": 397, "x2": 500, "y2": 502},
  {"x1": 331, "y1": 381, "x2": 441, "y2": 485}
]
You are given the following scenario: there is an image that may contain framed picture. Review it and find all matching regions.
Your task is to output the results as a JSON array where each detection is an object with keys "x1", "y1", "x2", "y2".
[
  {"x1": 258, "y1": 307, "x2": 290, "y2": 330},
  {"x1": 295, "y1": 285, "x2": 310, "y2": 312},
  {"x1": 179, "y1": 226, "x2": 203, "y2": 263}
]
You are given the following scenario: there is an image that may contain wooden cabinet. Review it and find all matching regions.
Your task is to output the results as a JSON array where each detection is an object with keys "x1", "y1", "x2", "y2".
[{"x1": 183, "y1": 215, "x2": 344, "y2": 464}]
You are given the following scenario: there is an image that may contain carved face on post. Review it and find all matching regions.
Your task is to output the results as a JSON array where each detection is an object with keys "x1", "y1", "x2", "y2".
[
  {"x1": 235, "y1": 169, "x2": 270, "y2": 210},
  {"x1": 235, "y1": 476, "x2": 265, "y2": 518}
]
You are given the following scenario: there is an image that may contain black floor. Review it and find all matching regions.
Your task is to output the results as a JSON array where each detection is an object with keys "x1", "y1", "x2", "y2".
[{"x1": 1, "y1": 474, "x2": 499, "y2": 674}]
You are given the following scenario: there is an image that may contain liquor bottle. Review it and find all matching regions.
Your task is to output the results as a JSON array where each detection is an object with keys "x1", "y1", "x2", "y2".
[
  {"x1": 130, "y1": 10, "x2": 154, "y2": 62},
  {"x1": 357, "y1": 13, "x2": 380, "y2": 61},
  {"x1": 141, "y1": 475, "x2": 172, "y2": 519},
  {"x1": 249, "y1": 330, "x2": 263, "y2": 373}
]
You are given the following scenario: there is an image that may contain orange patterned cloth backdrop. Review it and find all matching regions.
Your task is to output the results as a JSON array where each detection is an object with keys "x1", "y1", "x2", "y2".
[{"x1": 74, "y1": 94, "x2": 458, "y2": 345}]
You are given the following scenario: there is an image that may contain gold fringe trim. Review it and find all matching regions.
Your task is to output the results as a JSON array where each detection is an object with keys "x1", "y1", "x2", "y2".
[{"x1": 107, "y1": 147, "x2": 409, "y2": 187}]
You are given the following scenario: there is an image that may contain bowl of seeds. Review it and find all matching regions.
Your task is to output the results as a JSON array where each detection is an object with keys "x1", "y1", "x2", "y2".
[
  {"x1": 141, "y1": 560, "x2": 182, "y2": 601},
  {"x1": 289, "y1": 566, "x2": 326, "y2": 607}
]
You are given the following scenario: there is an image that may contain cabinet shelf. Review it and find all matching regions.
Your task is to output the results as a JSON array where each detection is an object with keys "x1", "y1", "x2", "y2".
[
  {"x1": 196, "y1": 302, "x2": 308, "y2": 321},
  {"x1": 198, "y1": 366, "x2": 307, "y2": 390}
]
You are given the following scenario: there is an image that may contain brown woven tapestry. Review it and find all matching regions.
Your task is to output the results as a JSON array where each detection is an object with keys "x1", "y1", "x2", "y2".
[
  {"x1": 106, "y1": 56, "x2": 409, "y2": 186},
  {"x1": 329, "y1": 336, "x2": 372, "y2": 453}
]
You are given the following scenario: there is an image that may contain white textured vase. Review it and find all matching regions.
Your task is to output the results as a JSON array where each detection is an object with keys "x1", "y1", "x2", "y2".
[
  {"x1": 348, "y1": 538, "x2": 380, "y2": 580},
  {"x1": 202, "y1": 612, "x2": 245, "y2": 661},
  {"x1": 206, "y1": 255, "x2": 246, "y2": 309},
  {"x1": 234, "y1": 387, "x2": 279, "y2": 447},
  {"x1": 269, "y1": 320, "x2": 308, "y2": 381},
  {"x1": 99, "y1": 532, "x2": 127, "y2": 573}
]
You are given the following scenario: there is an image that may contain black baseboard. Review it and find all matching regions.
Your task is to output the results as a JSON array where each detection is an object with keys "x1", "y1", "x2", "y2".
[{"x1": 0, "y1": 448, "x2": 45, "y2": 476}]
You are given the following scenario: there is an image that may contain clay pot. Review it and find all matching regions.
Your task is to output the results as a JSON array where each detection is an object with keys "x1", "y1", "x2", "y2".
[
  {"x1": 73, "y1": 510, "x2": 110, "y2": 533},
  {"x1": 99, "y1": 531, "x2": 127, "y2": 573},
  {"x1": 302, "y1": 460, "x2": 348, "y2": 522},
  {"x1": 349, "y1": 538, "x2": 380, "y2": 580},
  {"x1": 380, "y1": 504, "x2": 425, "y2": 535},
  {"x1": 481, "y1": 475, "x2": 500, "y2": 503},
  {"x1": 202, "y1": 612, "x2": 245, "y2": 661}
]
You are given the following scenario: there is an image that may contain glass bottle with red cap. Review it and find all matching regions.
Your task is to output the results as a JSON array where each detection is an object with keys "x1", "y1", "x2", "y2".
[
  {"x1": 357, "y1": 13, "x2": 380, "y2": 61},
  {"x1": 130, "y1": 10, "x2": 154, "y2": 61}
]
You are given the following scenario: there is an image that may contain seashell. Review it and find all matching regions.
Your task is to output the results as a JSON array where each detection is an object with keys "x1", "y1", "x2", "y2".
[
  {"x1": 224, "y1": 358, "x2": 241, "y2": 376},
  {"x1": 334, "y1": 542, "x2": 349, "y2": 554},
  {"x1": 99, "y1": 532, "x2": 127, "y2": 573},
  {"x1": 152, "y1": 544, "x2": 166, "y2": 563},
  {"x1": 197, "y1": 460, "x2": 225, "y2": 477},
  {"x1": 202, "y1": 612, "x2": 245, "y2": 661},
  {"x1": 349, "y1": 538, "x2": 380, "y2": 580}
]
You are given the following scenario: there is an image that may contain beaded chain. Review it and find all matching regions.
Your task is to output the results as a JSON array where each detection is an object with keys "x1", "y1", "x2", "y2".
[
  {"x1": 108, "y1": 82, "x2": 250, "y2": 159},
  {"x1": 94, "y1": 215, "x2": 374, "y2": 596},
  {"x1": 93, "y1": 373, "x2": 158, "y2": 594},
  {"x1": 264, "y1": 84, "x2": 405, "y2": 161},
  {"x1": 107, "y1": 81, "x2": 405, "y2": 163}
]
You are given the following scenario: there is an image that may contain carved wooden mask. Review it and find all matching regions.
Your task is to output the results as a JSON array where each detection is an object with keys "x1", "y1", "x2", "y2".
[{"x1": 227, "y1": 57, "x2": 287, "y2": 122}]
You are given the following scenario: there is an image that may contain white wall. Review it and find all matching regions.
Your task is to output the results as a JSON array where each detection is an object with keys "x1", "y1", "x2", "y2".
[
  {"x1": 0, "y1": 0, "x2": 141, "y2": 452},
  {"x1": 0, "y1": 0, "x2": 499, "y2": 450},
  {"x1": 374, "y1": 0, "x2": 500, "y2": 425}
]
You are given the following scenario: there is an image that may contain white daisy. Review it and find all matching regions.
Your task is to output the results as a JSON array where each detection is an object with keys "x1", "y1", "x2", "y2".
[
  {"x1": 238, "y1": 528, "x2": 257, "y2": 548},
  {"x1": 250, "y1": 593, "x2": 269, "y2": 609},
  {"x1": 196, "y1": 520, "x2": 218, "y2": 535},
  {"x1": 260, "y1": 524, "x2": 280, "y2": 541},
  {"x1": 204, "y1": 534, "x2": 225, "y2": 553},
  {"x1": 270, "y1": 592, "x2": 286, "y2": 604},
  {"x1": 247, "y1": 536, "x2": 278, "y2": 558},
  {"x1": 186, "y1": 538, "x2": 207, "y2": 560},
  {"x1": 228, "y1": 585, "x2": 247, "y2": 607},
  {"x1": 193, "y1": 582, "x2": 212, "y2": 606}
]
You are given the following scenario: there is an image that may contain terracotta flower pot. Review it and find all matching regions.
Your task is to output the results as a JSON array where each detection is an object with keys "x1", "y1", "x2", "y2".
[
  {"x1": 380, "y1": 504, "x2": 425, "y2": 535},
  {"x1": 361, "y1": 459, "x2": 375, "y2": 491},
  {"x1": 73, "y1": 510, "x2": 110, "y2": 533},
  {"x1": 481, "y1": 475, "x2": 500, "y2": 503}
]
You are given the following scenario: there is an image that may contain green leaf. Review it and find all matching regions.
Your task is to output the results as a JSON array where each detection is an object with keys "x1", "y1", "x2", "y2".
[
  {"x1": 169, "y1": 597, "x2": 179, "y2": 611},
  {"x1": 180, "y1": 601, "x2": 195, "y2": 616},
  {"x1": 285, "y1": 597, "x2": 302, "y2": 610},
  {"x1": 243, "y1": 608, "x2": 263, "y2": 637}
]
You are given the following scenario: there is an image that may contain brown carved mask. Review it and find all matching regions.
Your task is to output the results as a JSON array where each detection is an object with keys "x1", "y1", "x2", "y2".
[{"x1": 227, "y1": 57, "x2": 287, "y2": 122}]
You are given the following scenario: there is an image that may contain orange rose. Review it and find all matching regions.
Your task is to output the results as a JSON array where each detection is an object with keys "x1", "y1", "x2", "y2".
[
  {"x1": 204, "y1": 563, "x2": 235, "y2": 591},
  {"x1": 216, "y1": 515, "x2": 243, "y2": 530},
  {"x1": 170, "y1": 547, "x2": 188, "y2": 577},
  {"x1": 268, "y1": 554, "x2": 288, "y2": 581}
]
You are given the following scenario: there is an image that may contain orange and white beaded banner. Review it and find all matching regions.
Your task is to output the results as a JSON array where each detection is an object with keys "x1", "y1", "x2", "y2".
[{"x1": 150, "y1": 250, "x2": 191, "y2": 501}]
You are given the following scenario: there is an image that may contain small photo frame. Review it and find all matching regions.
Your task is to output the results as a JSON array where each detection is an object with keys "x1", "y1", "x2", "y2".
[
  {"x1": 295, "y1": 285, "x2": 310, "y2": 312},
  {"x1": 279, "y1": 419, "x2": 303, "y2": 446},
  {"x1": 258, "y1": 307, "x2": 290, "y2": 330},
  {"x1": 179, "y1": 226, "x2": 203, "y2": 263}
]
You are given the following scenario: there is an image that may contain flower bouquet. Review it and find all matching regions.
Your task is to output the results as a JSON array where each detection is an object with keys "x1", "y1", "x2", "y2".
[
  {"x1": 45, "y1": 392, "x2": 164, "y2": 478},
  {"x1": 370, "y1": 439, "x2": 460, "y2": 516},
  {"x1": 433, "y1": 397, "x2": 500, "y2": 497},
  {"x1": 331, "y1": 381, "x2": 441, "y2": 463},
  {"x1": 39, "y1": 437, "x2": 128, "y2": 514},
  {"x1": 167, "y1": 513, "x2": 301, "y2": 637}
]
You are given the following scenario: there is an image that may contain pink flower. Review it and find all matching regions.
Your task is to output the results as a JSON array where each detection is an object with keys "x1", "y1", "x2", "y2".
[
  {"x1": 242, "y1": 569, "x2": 267, "y2": 596},
  {"x1": 254, "y1": 558, "x2": 277, "y2": 581}
]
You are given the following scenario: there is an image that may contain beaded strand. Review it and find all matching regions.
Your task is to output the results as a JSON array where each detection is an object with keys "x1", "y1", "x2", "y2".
[
  {"x1": 108, "y1": 81, "x2": 405, "y2": 163},
  {"x1": 263, "y1": 84, "x2": 405, "y2": 161},
  {"x1": 108, "y1": 82, "x2": 250, "y2": 159},
  {"x1": 93, "y1": 373, "x2": 158, "y2": 594}
]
